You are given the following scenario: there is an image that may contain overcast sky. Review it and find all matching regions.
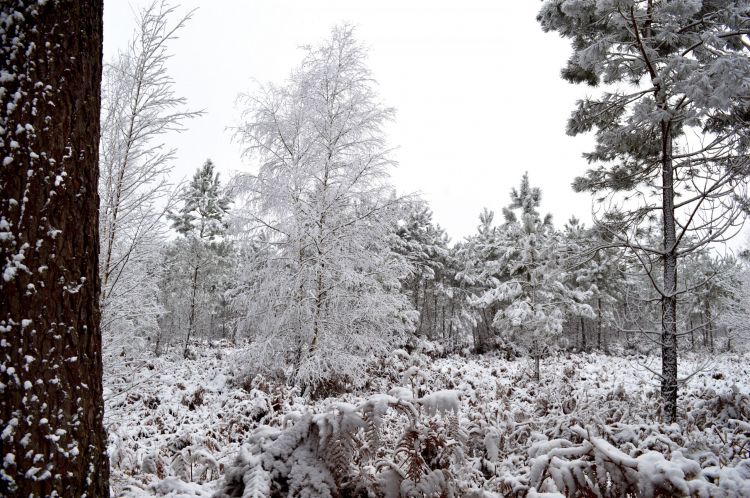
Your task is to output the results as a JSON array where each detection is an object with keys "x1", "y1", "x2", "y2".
[{"x1": 103, "y1": 0, "x2": 597, "y2": 241}]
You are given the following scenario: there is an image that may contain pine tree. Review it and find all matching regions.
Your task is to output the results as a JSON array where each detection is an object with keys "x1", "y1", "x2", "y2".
[
  {"x1": 168, "y1": 159, "x2": 230, "y2": 357},
  {"x1": 457, "y1": 208, "x2": 507, "y2": 353},
  {"x1": 171, "y1": 160, "x2": 230, "y2": 241},
  {"x1": 464, "y1": 174, "x2": 592, "y2": 380},
  {"x1": 393, "y1": 204, "x2": 453, "y2": 342},
  {"x1": 539, "y1": 0, "x2": 750, "y2": 422},
  {"x1": 0, "y1": 1, "x2": 109, "y2": 494},
  {"x1": 564, "y1": 218, "x2": 625, "y2": 352},
  {"x1": 683, "y1": 251, "x2": 740, "y2": 352}
]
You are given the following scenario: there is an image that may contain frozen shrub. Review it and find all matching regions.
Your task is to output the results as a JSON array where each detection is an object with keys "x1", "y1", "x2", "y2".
[{"x1": 214, "y1": 393, "x2": 472, "y2": 498}]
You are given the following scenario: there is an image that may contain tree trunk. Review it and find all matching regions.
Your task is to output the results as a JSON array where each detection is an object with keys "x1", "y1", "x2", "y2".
[
  {"x1": 221, "y1": 301, "x2": 227, "y2": 340},
  {"x1": 623, "y1": 302, "x2": 632, "y2": 347},
  {"x1": 441, "y1": 297, "x2": 446, "y2": 342},
  {"x1": 478, "y1": 308, "x2": 493, "y2": 353},
  {"x1": 661, "y1": 120, "x2": 679, "y2": 424},
  {"x1": 433, "y1": 288, "x2": 439, "y2": 341},
  {"x1": 448, "y1": 299, "x2": 455, "y2": 351},
  {"x1": 155, "y1": 328, "x2": 162, "y2": 356},
  {"x1": 727, "y1": 328, "x2": 732, "y2": 352},
  {"x1": 184, "y1": 262, "x2": 199, "y2": 358},
  {"x1": 0, "y1": 1, "x2": 109, "y2": 495},
  {"x1": 417, "y1": 279, "x2": 426, "y2": 335},
  {"x1": 312, "y1": 260, "x2": 324, "y2": 353},
  {"x1": 706, "y1": 304, "x2": 714, "y2": 353},
  {"x1": 689, "y1": 315, "x2": 695, "y2": 351},
  {"x1": 580, "y1": 316, "x2": 587, "y2": 352},
  {"x1": 597, "y1": 297, "x2": 603, "y2": 350}
]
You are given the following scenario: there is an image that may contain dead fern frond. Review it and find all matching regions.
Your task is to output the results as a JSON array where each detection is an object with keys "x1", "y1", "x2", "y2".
[{"x1": 395, "y1": 428, "x2": 427, "y2": 482}]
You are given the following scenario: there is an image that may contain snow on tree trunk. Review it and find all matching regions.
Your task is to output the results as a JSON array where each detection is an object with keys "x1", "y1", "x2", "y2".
[
  {"x1": 539, "y1": 0, "x2": 750, "y2": 424},
  {"x1": 185, "y1": 262, "x2": 200, "y2": 358},
  {"x1": 0, "y1": 1, "x2": 109, "y2": 494},
  {"x1": 661, "y1": 122, "x2": 678, "y2": 423},
  {"x1": 597, "y1": 296, "x2": 604, "y2": 352}
]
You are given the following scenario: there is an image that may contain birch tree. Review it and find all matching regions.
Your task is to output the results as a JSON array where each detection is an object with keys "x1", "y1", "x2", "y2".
[
  {"x1": 0, "y1": 1, "x2": 108, "y2": 494},
  {"x1": 232, "y1": 25, "x2": 415, "y2": 395},
  {"x1": 99, "y1": 0, "x2": 200, "y2": 352},
  {"x1": 539, "y1": 0, "x2": 750, "y2": 422}
]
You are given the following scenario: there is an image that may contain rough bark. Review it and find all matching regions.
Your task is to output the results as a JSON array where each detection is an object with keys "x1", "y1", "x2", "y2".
[
  {"x1": 0, "y1": 1, "x2": 108, "y2": 495},
  {"x1": 661, "y1": 121, "x2": 679, "y2": 424}
]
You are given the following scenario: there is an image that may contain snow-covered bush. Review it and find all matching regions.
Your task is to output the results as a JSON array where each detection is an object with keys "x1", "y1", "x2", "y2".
[
  {"x1": 106, "y1": 344, "x2": 750, "y2": 497},
  {"x1": 215, "y1": 390, "x2": 471, "y2": 498}
]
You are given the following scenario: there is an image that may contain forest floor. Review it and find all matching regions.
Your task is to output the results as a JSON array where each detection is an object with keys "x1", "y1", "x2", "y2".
[{"x1": 104, "y1": 343, "x2": 750, "y2": 497}]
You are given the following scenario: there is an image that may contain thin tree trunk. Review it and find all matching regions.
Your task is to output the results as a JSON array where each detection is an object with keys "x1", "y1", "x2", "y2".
[
  {"x1": 727, "y1": 328, "x2": 732, "y2": 352},
  {"x1": 101, "y1": 54, "x2": 147, "y2": 302},
  {"x1": 580, "y1": 316, "x2": 587, "y2": 352},
  {"x1": 706, "y1": 304, "x2": 714, "y2": 353},
  {"x1": 312, "y1": 264, "x2": 324, "y2": 352},
  {"x1": 441, "y1": 297, "x2": 446, "y2": 341},
  {"x1": 0, "y1": 1, "x2": 109, "y2": 494},
  {"x1": 597, "y1": 297, "x2": 603, "y2": 350},
  {"x1": 311, "y1": 157, "x2": 331, "y2": 356},
  {"x1": 623, "y1": 302, "x2": 632, "y2": 346},
  {"x1": 222, "y1": 301, "x2": 227, "y2": 340},
  {"x1": 417, "y1": 280, "x2": 426, "y2": 335},
  {"x1": 448, "y1": 299, "x2": 455, "y2": 351},
  {"x1": 432, "y1": 287, "x2": 438, "y2": 340},
  {"x1": 661, "y1": 120, "x2": 679, "y2": 424},
  {"x1": 184, "y1": 262, "x2": 199, "y2": 358},
  {"x1": 690, "y1": 315, "x2": 695, "y2": 351}
]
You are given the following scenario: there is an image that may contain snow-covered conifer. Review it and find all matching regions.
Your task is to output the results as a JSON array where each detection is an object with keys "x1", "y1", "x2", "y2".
[
  {"x1": 539, "y1": 0, "x2": 750, "y2": 422},
  {"x1": 464, "y1": 174, "x2": 592, "y2": 380},
  {"x1": 167, "y1": 159, "x2": 231, "y2": 357}
]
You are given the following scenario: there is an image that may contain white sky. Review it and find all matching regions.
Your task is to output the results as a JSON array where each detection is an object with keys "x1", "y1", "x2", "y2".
[{"x1": 103, "y1": 0, "x2": 598, "y2": 242}]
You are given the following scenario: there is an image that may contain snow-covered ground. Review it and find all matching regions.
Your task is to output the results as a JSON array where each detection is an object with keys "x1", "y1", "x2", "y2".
[{"x1": 105, "y1": 344, "x2": 750, "y2": 497}]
